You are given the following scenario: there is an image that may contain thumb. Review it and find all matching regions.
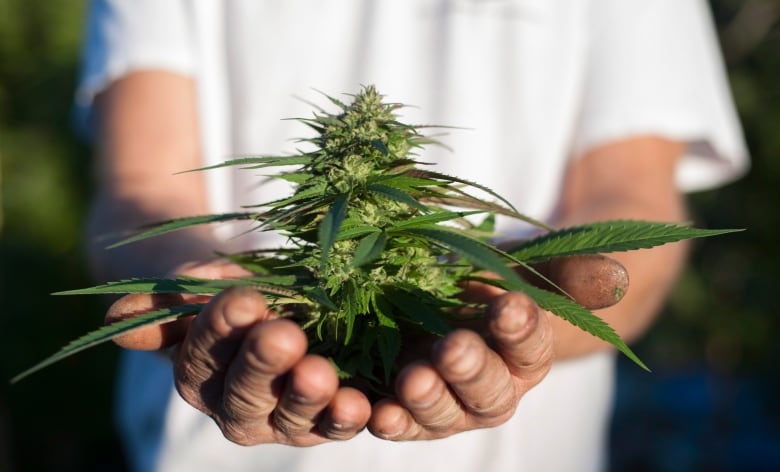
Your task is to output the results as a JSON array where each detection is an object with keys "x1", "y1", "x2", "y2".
[{"x1": 105, "y1": 292, "x2": 210, "y2": 350}]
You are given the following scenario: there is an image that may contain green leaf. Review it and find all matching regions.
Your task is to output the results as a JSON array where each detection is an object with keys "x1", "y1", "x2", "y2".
[
  {"x1": 402, "y1": 226, "x2": 521, "y2": 285},
  {"x1": 388, "y1": 210, "x2": 482, "y2": 230},
  {"x1": 474, "y1": 213, "x2": 496, "y2": 233},
  {"x1": 11, "y1": 304, "x2": 205, "y2": 383},
  {"x1": 377, "y1": 325, "x2": 401, "y2": 384},
  {"x1": 177, "y1": 155, "x2": 313, "y2": 173},
  {"x1": 53, "y1": 277, "x2": 225, "y2": 295},
  {"x1": 306, "y1": 287, "x2": 338, "y2": 311},
  {"x1": 351, "y1": 231, "x2": 388, "y2": 268},
  {"x1": 366, "y1": 184, "x2": 430, "y2": 212},
  {"x1": 259, "y1": 195, "x2": 331, "y2": 230},
  {"x1": 107, "y1": 213, "x2": 255, "y2": 249},
  {"x1": 271, "y1": 172, "x2": 315, "y2": 184},
  {"x1": 420, "y1": 190, "x2": 552, "y2": 229},
  {"x1": 318, "y1": 194, "x2": 349, "y2": 270},
  {"x1": 515, "y1": 279, "x2": 649, "y2": 371},
  {"x1": 372, "y1": 174, "x2": 445, "y2": 190},
  {"x1": 263, "y1": 181, "x2": 328, "y2": 209},
  {"x1": 408, "y1": 168, "x2": 521, "y2": 215},
  {"x1": 510, "y1": 221, "x2": 744, "y2": 262},
  {"x1": 53, "y1": 276, "x2": 301, "y2": 298},
  {"x1": 386, "y1": 289, "x2": 451, "y2": 336},
  {"x1": 335, "y1": 224, "x2": 381, "y2": 241}
]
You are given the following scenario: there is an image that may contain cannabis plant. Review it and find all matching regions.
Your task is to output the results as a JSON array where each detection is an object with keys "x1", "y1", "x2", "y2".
[{"x1": 13, "y1": 86, "x2": 737, "y2": 387}]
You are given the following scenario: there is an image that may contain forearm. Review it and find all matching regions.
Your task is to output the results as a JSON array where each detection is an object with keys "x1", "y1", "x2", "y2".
[
  {"x1": 549, "y1": 136, "x2": 688, "y2": 359},
  {"x1": 86, "y1": 71, "x2": 219, "y2": 282}
]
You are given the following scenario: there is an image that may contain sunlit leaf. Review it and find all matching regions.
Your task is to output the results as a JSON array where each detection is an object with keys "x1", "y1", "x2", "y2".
[
  {"x1": 510, "y1": 221, "x2": 744, "y2": 262},
  {"x1": 12, "y1": 304, "x2": 205, "y2": 383},
  {"x1": 107, "y1": 213, "x2": 255, "y2": 249}
]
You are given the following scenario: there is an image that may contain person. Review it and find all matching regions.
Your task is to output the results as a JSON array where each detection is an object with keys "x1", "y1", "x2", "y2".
[{"x1": 77, "y1": 1, "x2": 748, "y2": 471}]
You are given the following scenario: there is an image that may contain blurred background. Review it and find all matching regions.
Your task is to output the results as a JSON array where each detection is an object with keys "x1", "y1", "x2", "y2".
[{"x1": 0, "y1": 1, "x2": 777, "y2": 471}]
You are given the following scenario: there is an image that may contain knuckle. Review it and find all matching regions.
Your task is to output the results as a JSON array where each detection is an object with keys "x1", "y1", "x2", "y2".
[
  {"x1": 320, "y1": 423, "x2": 363, "y2": 441},
  {"x1": 420, "y1": 412, "x2": 460, "y2": 435},
  {"x1": 174, "y1": 356, "x2": 210, "y2": 386},
  {"x1": 467, "y1": 385, "x2": 518, "y2": 421},
  {"x1": 272, "y1": 408, "x2": 315, "y2": 437},
  {"x1": 217, "y1": 417, "x2": 261, "y2": 446}
]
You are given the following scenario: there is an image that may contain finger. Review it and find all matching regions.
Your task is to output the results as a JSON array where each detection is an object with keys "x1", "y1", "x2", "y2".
[
  {"x1": 372, "y1": 340, "x2": 516, "y2": 441},
  {"x1": 318, "y1": 387, "x2": 372, "y2": 440},
  {"x1": 104, "y1": 260, "x2": 251, "y2": 351},
  {"x1": 455, "y1": 276, "x2": 505, "y2": 305},
  {"x1": 172, "y1": 259, "x2": 252, "y2": 279},
  {"x1": 394, "y1": 360, "x2": 464, "y2": 436},
  {"x1": 431, "y1": 330, "x2": 519, "y2": 426},
  {"x1": 216, "y1": 319, "x2": 310, "y2": 445},
  {"x1": 369, "y1": 398, "x2": 422, "y2": 441},
  {"x1": 485, "y1": 291, "x2": 554, "y2": 388},
  {"x1": 105, "y1": 292, "x2": 211, "y2": 350},
  {"x1": 174, "y1": 287, "x2": 272, "y2": 413},
  {"x1": 271, "y1": 355, "x2": 339, "y2": 437},
  {"x1": 527, "y1": 254, "x2": 629, "y2": 310}
]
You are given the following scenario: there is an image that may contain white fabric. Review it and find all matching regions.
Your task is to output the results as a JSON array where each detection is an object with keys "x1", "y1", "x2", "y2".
[{"x1": 79, "y1": 1, "x2": 748, "y2": 471}]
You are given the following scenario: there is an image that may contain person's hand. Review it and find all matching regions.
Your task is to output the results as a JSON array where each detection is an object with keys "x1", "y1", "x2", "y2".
[
  {"x1": 368, "y1": 282, "x2": 553, "y2": 440},
  {"x1": 106, "y1": 260, "x2": 372, "y2": 446},
  {"x1": 105, "y1": 253, "x2": 623, "y2": 445},
  {"x1": 367, "y1": 252, "x2": 629, "y2": 440}
]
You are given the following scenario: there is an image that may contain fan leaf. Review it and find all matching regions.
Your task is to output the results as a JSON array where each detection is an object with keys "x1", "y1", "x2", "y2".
[
  {"x1": 11, "y1": 304, "x2": 205, "y2": 383},
  {"x1": 318, "y1": 194, "x2": 349, "y2": 270},
  {"x1": 510, "y1": 221, "x2": 743, "y2": 262},
  {"x1": 107, "y1": 213, "x2": 255, "y2": 249}
]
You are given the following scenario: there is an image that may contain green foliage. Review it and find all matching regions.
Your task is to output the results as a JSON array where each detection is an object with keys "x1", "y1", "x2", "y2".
[
  {"x1": 508, "y1": 221, "x2": 742, "y2": 263},
  {"x1": 14, "y1": 86, "x2": 737, "y2": 388}
]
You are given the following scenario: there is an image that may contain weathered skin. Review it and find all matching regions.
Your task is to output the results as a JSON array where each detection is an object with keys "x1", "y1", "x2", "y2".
[{"x1": 530, "y1": 254, "x2": 629, "y2": 310}]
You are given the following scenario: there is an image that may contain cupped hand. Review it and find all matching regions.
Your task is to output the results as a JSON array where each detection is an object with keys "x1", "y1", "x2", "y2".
[
  {"x1": 105, "y1": 260, "x2": 372, "y2": 446},
  {"x1": 105, "y1": 254, "x2": 615, "y2": 444},
  {"x1": 368, "y1": 285, "x2": 554, "y2": 440}
]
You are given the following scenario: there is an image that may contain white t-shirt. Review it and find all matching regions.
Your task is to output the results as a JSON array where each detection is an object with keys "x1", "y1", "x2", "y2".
[{"x1": 79, "y1": 1, "x2": 748, "y2": 471}]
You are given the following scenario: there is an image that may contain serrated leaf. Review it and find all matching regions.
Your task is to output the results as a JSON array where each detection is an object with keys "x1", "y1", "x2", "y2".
[
  {"x1": 366, "y1": 184, "x2": 430, "y2": 212},
  {"x1": 53, "y1": 276, "x2": 302, "y2": 298},
  {"x1": 12, "y1": 304, "x2": 205, "y2": 383},
  {"x1": 272, "y1": 172, "x2": 315, "y2": 184},
  {"x1": 177, "y1": 155, "x2": 313, "y2": 173},
  {"x1": 483, "y1": 275, "x2": 649, "y2": 371},
  {"x1": 318, "y1": 194, "x2": 349, "y2": 270},
  {"x1": 408, "y1": 168, "x2": 520, "y2": 215},
  {"x1": 377, "y1": 325, "x2": 401, "y2": 384},
  {"x1": 259, "y1": 196, "x2": 330, "y2": 230},
  {"x1": 388, "y1": 210, "x2": 482, "y2": 230},
  {"x1": 335, "y1": 224, "x2": 381, "y2": 241},
  {"x1": 351, "y1": 231, "x2": 388, "y2": 268},
  {"x1": 372, "y1": 174, "x2": 445, "y2": 190},
  {"x1": 107, "y1": 213, "x2": 255, "y2": 249},
  {"x1": 402, "y1": 226, "x2": 521, "y2": 285},
  {"x1": 53, "y1": 277, "x2": 226, "y2": 295},
  {"x1": 306, "y1": 287, "x2": 338, "y2": 311},
  {"x1": 420, "y1": 192, "x2": 551, "y2": 229},
  {"x1": 474, "y1": 213, "x2": 496, "y2": 233},
  {"x1": 386, "y1": 289, "x2": 451, "y2": 336},
  {"x1": 263, "y1": 181, "x2": 328, "y2": 209},
  {"x1": 510, "y1": 221, "x2": 744, "y2": 262}
]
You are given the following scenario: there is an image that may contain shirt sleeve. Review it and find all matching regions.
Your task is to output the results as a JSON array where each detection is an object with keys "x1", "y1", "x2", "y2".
[
  {"x1": 74, "y1": 0, "x2": 197, "y2": 137},
  {"x1": 573, "y1": 0, "x2": 749, "y2": 192}
]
